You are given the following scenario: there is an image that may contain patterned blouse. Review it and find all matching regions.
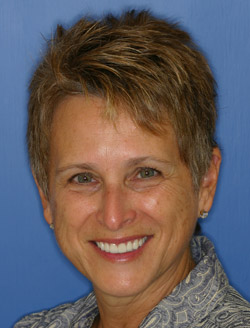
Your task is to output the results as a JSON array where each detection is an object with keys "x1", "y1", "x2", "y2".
[{"x1": 15, "y1": 236, "x2": 250, "y2": 327}]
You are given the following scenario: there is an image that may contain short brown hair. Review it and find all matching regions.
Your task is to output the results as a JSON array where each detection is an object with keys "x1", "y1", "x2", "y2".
[{"x1": 28, "y1": 10, "x2": 217, "y2": 197}]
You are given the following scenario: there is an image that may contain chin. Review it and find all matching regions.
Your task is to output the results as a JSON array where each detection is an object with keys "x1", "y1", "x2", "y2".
[{"x1": 93, "y1": 278, "x2": 151, "y2": 298}]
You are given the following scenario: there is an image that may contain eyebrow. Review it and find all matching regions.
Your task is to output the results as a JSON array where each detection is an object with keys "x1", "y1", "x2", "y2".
[
  {"x1": 125, "y1": 156, "x2": 172, "y2": 167},
  {"x1": 56, "y1": 163, "x2": 98, "y2": 175},
  {"x1": 56, "y1": 156, "x2": 173, "y2": 175}
]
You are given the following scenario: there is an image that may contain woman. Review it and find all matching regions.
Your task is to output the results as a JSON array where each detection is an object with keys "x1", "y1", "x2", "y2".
[{"x1": 15, "y1": 10, "x2": 250, "y2": 328}]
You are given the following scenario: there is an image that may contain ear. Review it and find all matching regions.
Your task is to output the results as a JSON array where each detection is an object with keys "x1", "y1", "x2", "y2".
[
  {"x1": 198, "y1": 147, "x2": 221, "y2": 214},
  {"x1": 33, "y1": 174, "x2": 53, "y2": 226}
]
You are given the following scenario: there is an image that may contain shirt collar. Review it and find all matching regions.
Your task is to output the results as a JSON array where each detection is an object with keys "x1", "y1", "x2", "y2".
[{"x1": 139, "y1": 236, "x2": 229, "y2": 327}]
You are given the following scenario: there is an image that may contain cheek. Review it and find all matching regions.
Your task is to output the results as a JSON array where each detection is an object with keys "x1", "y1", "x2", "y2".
[
  {"x1": 52, "y1": 191, "x2": 95, "y2": 226},
  {"x1": 51, "y1": 192, "x2": 98, "y2": 254},
  {"x1": 136, "y1": 182, "x2": 198, "y2": 229},
  {"x1": 50, "y1": 194, "x2": 91, "y2": 264}
]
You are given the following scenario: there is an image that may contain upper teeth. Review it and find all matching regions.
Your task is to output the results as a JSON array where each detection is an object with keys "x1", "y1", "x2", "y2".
[{"x1": 96, "y1": 237, "x2": 147, "y2": 254}]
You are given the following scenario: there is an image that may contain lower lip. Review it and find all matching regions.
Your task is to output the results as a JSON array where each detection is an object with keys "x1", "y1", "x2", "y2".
[{"x1": 91, "y1": 237, "x2": 152, "y2": 262}]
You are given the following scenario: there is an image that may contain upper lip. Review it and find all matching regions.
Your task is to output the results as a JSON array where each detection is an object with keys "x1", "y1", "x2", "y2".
[{"x1": 91, "y1": 235, "x2": 152, "y2": 244}]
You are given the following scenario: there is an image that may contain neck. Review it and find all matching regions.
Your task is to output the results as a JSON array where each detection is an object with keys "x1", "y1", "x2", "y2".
[{"x1": 93, "y1": 247, "x2": 195, "y2": 328}]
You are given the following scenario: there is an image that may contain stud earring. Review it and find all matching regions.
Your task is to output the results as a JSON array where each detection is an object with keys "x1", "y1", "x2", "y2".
[
  {"x1": 199, "y1": 210, "x2": 208, "y2": 219},
  {"x1": 49, "y1": 223, "x2": 54, "y2": 230}
]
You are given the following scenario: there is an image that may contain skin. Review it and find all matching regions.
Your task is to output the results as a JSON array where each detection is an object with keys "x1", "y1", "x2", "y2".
[{"x1": 37, "y1": 95, "x2": 221, "y2": 328}]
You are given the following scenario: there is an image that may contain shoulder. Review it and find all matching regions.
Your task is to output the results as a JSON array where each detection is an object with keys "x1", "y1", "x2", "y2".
[
  {"x1": 200, "y1": 286, "x2": 250, "y2": 327},
  {"x1": 14, "y1": 292, "x2": 98, "y2": 327}
]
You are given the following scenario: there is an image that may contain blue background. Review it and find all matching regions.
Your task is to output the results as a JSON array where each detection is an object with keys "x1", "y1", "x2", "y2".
[{"x1": 1, "y1": 0, "x2": 250, "y2": 327}]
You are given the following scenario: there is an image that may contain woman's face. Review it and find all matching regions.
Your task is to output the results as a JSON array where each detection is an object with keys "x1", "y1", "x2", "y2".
[{"x1": 40, "y1": 95, "x2": 217, "y2": 299}]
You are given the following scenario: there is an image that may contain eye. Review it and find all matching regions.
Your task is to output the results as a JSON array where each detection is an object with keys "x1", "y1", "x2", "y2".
[
  {"x1": 72, "y1": 172, "x2": 94, "y2": 184},
  {"x1": 137, "y1": 167, "x2": 160, "y2": 179}
]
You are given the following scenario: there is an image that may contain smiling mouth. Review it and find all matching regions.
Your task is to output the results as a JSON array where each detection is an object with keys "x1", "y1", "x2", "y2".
[{"x1": 95, "y1": 237, "x2": 148, "y2": 254}]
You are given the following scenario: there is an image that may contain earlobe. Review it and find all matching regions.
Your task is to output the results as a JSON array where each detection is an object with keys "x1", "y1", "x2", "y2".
[
  {"x1": 198, "y1": 148, "x2": 221, "y2": 215},
  {"x1": 33, "y1": 174, "x2": 53, "y2": 226}
]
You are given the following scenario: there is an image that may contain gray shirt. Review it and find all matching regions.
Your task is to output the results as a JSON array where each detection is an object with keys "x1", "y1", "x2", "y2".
[{"x1": 15, "y1": 236, "x2": 250, "y2": 327}]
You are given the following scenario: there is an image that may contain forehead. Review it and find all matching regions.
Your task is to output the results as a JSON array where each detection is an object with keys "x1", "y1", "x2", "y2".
[
  {"x1": 50, "y1": 95, "x2": 180, "y2": 165},
  {"x1": 52, "y1": 95, "x2": 172, "y2": 136},
  {"x1": 52, "y1": 95, "x2": 135, "y2": 135}
]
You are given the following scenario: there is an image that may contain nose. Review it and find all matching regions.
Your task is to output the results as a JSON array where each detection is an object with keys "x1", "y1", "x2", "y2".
[{"x1": 97, "y1": 185, "x2": 136, "y2": 231}]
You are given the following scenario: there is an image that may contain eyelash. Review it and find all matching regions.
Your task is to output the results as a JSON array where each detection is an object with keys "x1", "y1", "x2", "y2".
[
  {"x1": 70, "y1": 172, "x2": 95, "y2": 184},
  {"x1": 69, "y1": 167, "x2": 162, "y2": 185},
  {"x1": 135, "y1": 167, "x2": 161, "y2": 179}
]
